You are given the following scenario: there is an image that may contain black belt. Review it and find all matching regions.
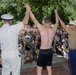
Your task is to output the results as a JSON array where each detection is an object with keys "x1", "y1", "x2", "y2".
[{"x1": 69, "y1": 48, "x2": 76, "y2": 50}]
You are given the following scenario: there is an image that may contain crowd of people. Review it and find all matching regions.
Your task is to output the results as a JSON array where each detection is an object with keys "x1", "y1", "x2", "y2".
[
  {"x1": 0, "y1": 26, "x2": 69, "y2": 65},
  {"x1": 17, "y1": 26, "x2": 69, "y2": 64}
]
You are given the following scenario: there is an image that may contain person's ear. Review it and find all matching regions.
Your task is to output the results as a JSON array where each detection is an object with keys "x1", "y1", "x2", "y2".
[{"x1": 2, "y1": 20, "x2": 4, "y2": 23}]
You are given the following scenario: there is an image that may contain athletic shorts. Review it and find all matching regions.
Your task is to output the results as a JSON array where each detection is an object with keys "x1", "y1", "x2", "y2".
[
  {"x1": 37, "y1": 48, "x2": 53, "y2": 67},
  {"x1": 68, "y1": 49, "x2": 76, "y2": 75}
]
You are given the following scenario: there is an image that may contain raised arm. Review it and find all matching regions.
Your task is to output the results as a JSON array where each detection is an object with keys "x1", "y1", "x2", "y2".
[
  {"x1": 29, "y1": 9, "x2": 43, "y2": 31},
  {"x1": 53, "y1": 9, "x2": 59, "y2": 32},
  {"x1": 56, "y1": 10, "x2": 68, "y2": 32},
  {"x1": 22, "y1": 4, "x2": 30, "y2": 26}
]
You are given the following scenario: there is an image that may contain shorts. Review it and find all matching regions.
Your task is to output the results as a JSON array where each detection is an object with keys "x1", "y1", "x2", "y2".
[
  {"x1": 68, "y1": 49, "x2": 76, "y2": 75},
  {"x1": 37, "y1": 48, "x2": 53, "y2": 67}
]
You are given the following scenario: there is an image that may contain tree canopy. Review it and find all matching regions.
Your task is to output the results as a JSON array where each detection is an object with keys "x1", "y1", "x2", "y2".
[{"x1": 0, "y1": 0, "x2": 76, "y2": 26}]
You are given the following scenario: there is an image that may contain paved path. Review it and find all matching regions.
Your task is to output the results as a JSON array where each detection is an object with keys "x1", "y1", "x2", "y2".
[
  {"x1": 21, "y1": 65, "x2": 69, "y2": 75},
  {"x1": 0, "y1": 53, "x2": 70, "y2": 75},
  {"x1": 21, "y1": 53, "x2": 70, "y2": 75}
]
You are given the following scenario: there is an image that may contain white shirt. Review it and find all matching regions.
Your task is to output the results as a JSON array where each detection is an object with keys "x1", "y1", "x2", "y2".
[{"x1": 0, "y1": 22, "x2": 23, "y2": 52}]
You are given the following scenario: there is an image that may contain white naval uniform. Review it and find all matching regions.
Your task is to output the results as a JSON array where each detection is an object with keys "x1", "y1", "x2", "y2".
[{"x1": 0, "y1": 22, "x2": 24, "y2": 75}]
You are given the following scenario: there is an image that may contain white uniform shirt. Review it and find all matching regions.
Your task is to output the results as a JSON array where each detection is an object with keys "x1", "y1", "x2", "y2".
[{"x1": 0, "y1": 22, "x2": 23, "y2": 52}]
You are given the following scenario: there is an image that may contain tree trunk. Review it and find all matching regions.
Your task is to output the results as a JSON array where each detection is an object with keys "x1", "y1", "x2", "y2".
[{"x1": 38, "y1": 0, "x2": 43, "y2": 24}]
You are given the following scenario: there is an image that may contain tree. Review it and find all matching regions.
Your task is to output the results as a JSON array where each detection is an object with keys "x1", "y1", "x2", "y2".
[{"x1": 0, "y1": 0, "x2": 76, "y2": 25}]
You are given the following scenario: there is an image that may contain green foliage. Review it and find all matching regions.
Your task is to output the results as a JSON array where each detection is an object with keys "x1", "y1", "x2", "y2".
[
  {"x1": 0, "y1": 21, "x2": 2, "y2": 27},
  {"x1": 0, "y1": 0, "x2": 76, "y2": 26}
]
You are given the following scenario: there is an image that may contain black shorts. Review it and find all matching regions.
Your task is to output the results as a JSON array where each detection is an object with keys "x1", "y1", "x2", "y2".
[{"x1": 37, "y1": 48, "x2": 53, "y2": 67}]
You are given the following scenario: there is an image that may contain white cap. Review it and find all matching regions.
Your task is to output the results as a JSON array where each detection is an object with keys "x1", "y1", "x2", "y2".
[
  {"x1": 1, "y1": 14, "x2": 14, "y2": 20},
  {"x1": 69, "y1": 20, "x2": 76, "y2": 26}
]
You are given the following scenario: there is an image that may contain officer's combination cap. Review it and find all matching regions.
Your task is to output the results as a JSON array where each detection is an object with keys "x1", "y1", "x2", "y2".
[{"x1": 1, "y1": 14, "x2": 14, "y2": 20}]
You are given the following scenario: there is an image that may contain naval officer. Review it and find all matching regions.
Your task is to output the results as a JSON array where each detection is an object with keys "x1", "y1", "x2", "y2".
[{"x1": 0, "y1": 4, "x2": 30, "y2": 75}]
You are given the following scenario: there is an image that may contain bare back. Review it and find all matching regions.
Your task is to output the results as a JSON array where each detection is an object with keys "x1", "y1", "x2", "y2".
[
  {"x1": 40, "y1": 27, "x2": 56, "y2": 49},
  {"x1": 29, "y1": 9, "x2": 58, "y2": 49}
]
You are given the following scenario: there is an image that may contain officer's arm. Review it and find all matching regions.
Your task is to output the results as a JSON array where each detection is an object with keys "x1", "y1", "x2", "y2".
[
  {"x1": 22, "y1": 4, "x2": 30, "y2": 26},
  {"x1": 56, "y1": 11, "x2": 68, "y2": 32}
]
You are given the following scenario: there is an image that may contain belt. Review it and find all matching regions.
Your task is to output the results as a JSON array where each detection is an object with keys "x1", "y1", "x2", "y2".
[{"x1": 69, "y1": 48, "x2": 76, "y2": 50}]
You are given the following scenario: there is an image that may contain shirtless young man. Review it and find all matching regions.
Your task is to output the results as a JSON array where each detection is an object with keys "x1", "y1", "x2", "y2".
[{"x1": 29, "y1": 5, "x2": 59, "y2": 75}]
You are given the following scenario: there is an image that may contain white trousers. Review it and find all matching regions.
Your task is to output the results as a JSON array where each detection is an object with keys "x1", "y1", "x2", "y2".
[{"x1": 1, "y1": 51, "x2": 21, "y2": 75}]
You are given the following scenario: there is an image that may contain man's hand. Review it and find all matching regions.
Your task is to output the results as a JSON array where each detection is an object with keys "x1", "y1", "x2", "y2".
[
  {"x1": 24, "y1": 3, "x2": 30, "y2": 11},
  {"x1": 55, "y1": 9, "x2": 59, "y2": 18},
  {"x1": 55, "y1": 9, "x2": 58, "y2": 14}
]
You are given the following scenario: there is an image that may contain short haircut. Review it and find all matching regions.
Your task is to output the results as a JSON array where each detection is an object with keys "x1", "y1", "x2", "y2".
[
  {"x1": 44, "y1": 17, "x2": 51, "y2": 23},
  {"x1": 3, "y1": 19, "x2": 12, "y2": 22}
]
